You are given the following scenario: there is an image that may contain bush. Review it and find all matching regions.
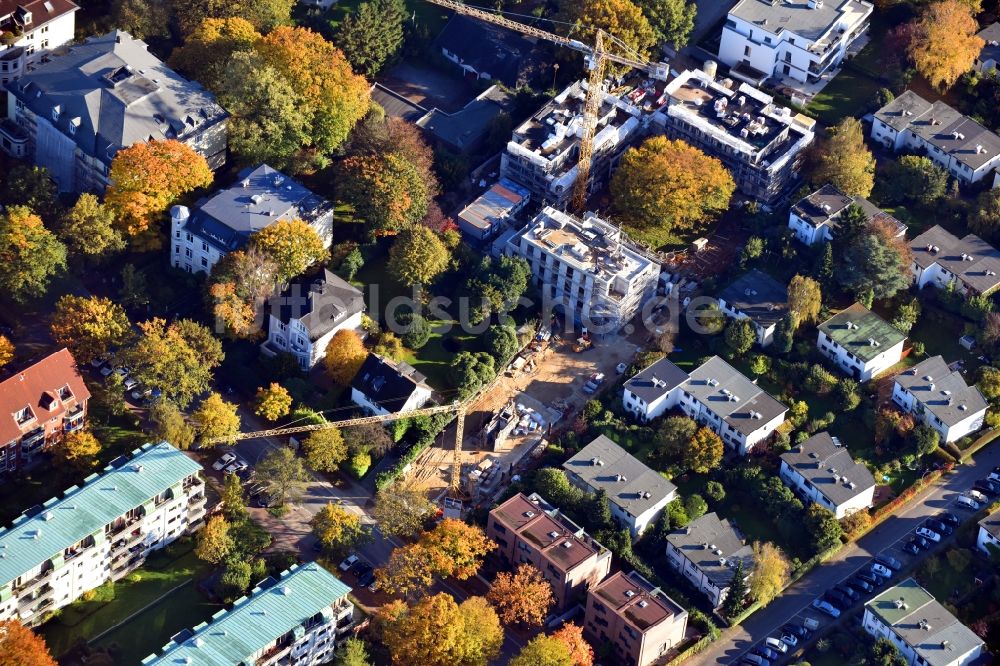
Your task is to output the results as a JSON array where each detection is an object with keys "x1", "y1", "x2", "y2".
[
  {"x1": 804, "y1": 364, "x2": 838, "y2": 396},
  {"x1": 346, "y1": 450, "x2": 371, "y2": 479},
  {"x1": 705, "y1": 481, "x2": 726, "y2": 503},
  {"x1": 398, "y1": 312, "x2": 431, "y2": 349}
]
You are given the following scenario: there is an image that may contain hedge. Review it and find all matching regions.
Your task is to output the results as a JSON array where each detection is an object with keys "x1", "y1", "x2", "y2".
[
  {"x1": 374, "y1": 412, "x2": 456, "y2": 491},
  {"x1": 872, "y1": 464, "x2": 954, "y2": 523},
  {"x1": 960, "y1": 428, "x2": 1000, "y2": 463}
]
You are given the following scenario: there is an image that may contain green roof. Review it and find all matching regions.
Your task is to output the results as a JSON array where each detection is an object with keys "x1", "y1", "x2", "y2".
[
  {"x1": 143, "y1": 563, "x2": 352, "y2": 665},
  {"x1": 818, "y1": 303, "x2": 905, "y2": 363},
  {"x1": 0, "y1": 442, "x2": 201, "y2": 586},
  {"x1": 866, "y1": 577, "x2": 934, "y2": 626}
]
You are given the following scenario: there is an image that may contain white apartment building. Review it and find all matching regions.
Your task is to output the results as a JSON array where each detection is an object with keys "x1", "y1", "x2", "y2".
[
  {"x1": 511, "y1": 207, "x2": 660, "y2": 332},
  {"x1": 718, "y1": 0, "x2": 873, "y2": 86},
  {"x1": 171, "y1": 164, "x2": 333, "y2": 276},
  {"x1": 863, "y1": 578, "x2": 984, "y2": 666},
  {"x1": 350, "y1": 353, "x2": 433, "y2": 416},
  {"x1": 975, "y1": 23, "x2": 1000, "y2": 73},
  {"x1": 144, "y1": 563, "x2": 355, "y2": 666},
  {"x1": 779, "y1": 432, "x2": 875, "y2": 518},
  {"x1": 0, "y1": 0, "x2": 78, "y2": 86},
  {"x1": 563, "y1": 435, "x2": 677, "y2": 536},
  {"x1": 788, "y1": 183, "x2": 906, "y2": 246},
  {"x1": 908, "y1": 225, "x2": 1000, "y2": 297},
  {"x1": 622, "y1": 357, "x2": 689, "y2": 421},
  {"x1": 892, "y1": 356, "x2": 988, "y2": 443},
  {"x1": 262, "y1": 270, "x2": 365, "y2": 370},
  {"x1": 662, "y1": 68, "x2": 815, "y2": 204},
  {"x1": 817, "y1": 303, "x2": 905, "y2": 381},
  {"x1": 872, "y1": 90, "x2": 1000, "y2": 186},
  {"x1": 976, "y1": 512, "x2": 1000, "y2": 556},
  {"x1": 0, "y1": 442, "x2": 205, "y2": 624},
  {"x1": 664, "y1": 512, "x2": 754, "y2": 608},
  {"x1": 716, "y1": 269, "x2": 789, "y2": 347}
]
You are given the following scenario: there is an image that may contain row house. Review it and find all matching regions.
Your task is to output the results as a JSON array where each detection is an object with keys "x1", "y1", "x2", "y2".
[
  {"x1": 788, "y1": 183, "x2": 906, "y2": 246},
  {"x1": 908, "y1": 225, "x2": 1000, "y2": 298},
  {"x1": 816, "y1": 303, "x2": 905, "y2": 381},
  {"x1": 716, "y1": 269, "x2": 789, "y2": 347},
  {"x1": 778, "y1": 432, "x2": 875, "y2": 518},
  {"x1": 664, "y1": 512, "x2": 754, "y2": 608},
  {"x1": 892, "y1": 356, "x2": 988, "y2": 443}
]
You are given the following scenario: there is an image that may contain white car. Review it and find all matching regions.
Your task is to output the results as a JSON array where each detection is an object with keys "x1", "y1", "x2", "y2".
[
  {"x1": 212, "y1": 452, "x2": 237, "y2": 471},
  {"x1": 123, "y1": 377, "x2": 138, "y2": 391},
  {"x1": 615, "y1": 362, "x2": 628, "y2": 374},
  {"x1": 811, "y1": 599, "x2": 841, "y2": 618},
  {"x1": 915, "y1": 527, "x2": 941, "y2": 542},
  {"x1": 871, "y1": 563, "x2": 893, "y2": 579},
  {"x1": 338, "y1": 554, "x2": 359, "y2": 572},
  {"x1": 764, "y1": 637, "x2": 788, "y2": 654},
  {"x1": 224, "y1": 460, "x2": 249, "y2": 475},
  {"x1": 780, "y1": 634, "x2": 798, "y2": 648}
]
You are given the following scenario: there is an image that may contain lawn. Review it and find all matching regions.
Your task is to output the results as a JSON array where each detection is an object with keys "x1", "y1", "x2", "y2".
[
  {"x1": 399, "y1": 319, "x2": 484, "y2": 391},
  {"x1": 805, "y1": 66, "x2": 883, "y2": 125},
  {"x1": 908, "y1": 306, "x2": 982, "y2": 376},
  {"x1": 918, "y1": 551, "x2": 975, "y2": 603}
]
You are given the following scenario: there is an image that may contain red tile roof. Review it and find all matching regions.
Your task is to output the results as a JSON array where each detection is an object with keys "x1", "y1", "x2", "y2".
[
  {"x1": 0, "y1": 0, "x2": 78, "y2": 26},
  {"x1": 0, "y1": 349, "x2": 90, "y2": 444},
  {"x1": 492, "y1": 493, "x2": 604, "y2": 572}
]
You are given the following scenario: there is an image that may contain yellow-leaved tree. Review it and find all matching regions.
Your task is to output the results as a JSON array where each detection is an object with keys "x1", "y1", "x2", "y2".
[
  {"x1": 808, "y1": 118, "x2": 875, "y2": 198},
  {"x1": 253, "y1": 382, "x2": 292, "y2": 422},
  {"x1": 908, "y1": 0, "x2": 983, "y2": 91}
]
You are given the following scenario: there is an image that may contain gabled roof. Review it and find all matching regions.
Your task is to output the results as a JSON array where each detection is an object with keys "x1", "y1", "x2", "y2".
[
  {"x1": 273, "y1": 270, "x2": 364, "y2": 341},
  {"x1": 144, "y1": 563, "x2": 351, "y2": 665},
  {"x1": 350, "y1": 353, "x2": 431, "y2": 413},
  {"x1": 894, "y1": 356, "x2": 988, "y2": 426},
  {"x1": 792, "y1": 183, "x2": 904, "y2": 236},
  {"x1": 717, "y1": 269, "x2": 788, "y2": 329},
  {"x1": 977, "y1": 22, "x2": 1000, "y2": 65},
  {"x1": 0, "y1": 348, "x2": 90, "y2": 444},
  {"x1": 978, "y1": 511, "x2": 1000, "y2": 543},
  {"x1": 0, "y1": 0, "x2": 78, "y2": 29},
  {"x1": 780, "y1": 432, "x2": 875, "y2": 507},
  {"x1": 665, "y1": 512, "x2": 754, "y2": 588},
  {"x1": 909, "y1": 225, "x2": 1000, "y2": 295},
  {"x1": 685, "y1": 356, "x2": 787, "y2": 436},
  {"x1": 623, "y1": 357, "x2": 688, "y2": 405},
  {"x1": 433, "y1": 14, "x2": 538, "y2": 86},
  {"x1": 818, "y1": 303, "x2": 905, "y2": 363}
]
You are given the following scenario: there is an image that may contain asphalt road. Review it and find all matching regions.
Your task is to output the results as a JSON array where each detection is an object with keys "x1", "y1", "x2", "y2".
[{"x1": 691, "y1": 443, "x2": 1000, "y2": 665}]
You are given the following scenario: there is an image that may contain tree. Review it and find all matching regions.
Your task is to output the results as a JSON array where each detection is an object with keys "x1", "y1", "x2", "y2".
[
  {"x1": 724, "y1": 318, "x2": 756, "y2": 356},
  {"x1": 891, "y1": 298, "x2": 921, "y2": 334},
  {"x1": 908, "y1": 0, "x2": 983, "y2": 91},
  {"x1": 686, "y1": 427, "x2": 723, "y2": 474},
  {"x1": 208, "y1": 247, "x2": 278, "y2": 338},
  {"x1": 465, "y1": 255, "x2": 532, "y2": 319},
  {"x1": 256, "y1": 446, "x2": 308, "y2": 506},
  {"x1": 911, "y1": 424, "x2": 940, "y2": 456},
  {"x1": 250, "y1": 219, "x2": 328, "y2": 282},
  {"x1": 635, "y1": 0, "x2": 696, "y2": 47},
  {"x1": 0, "y1": 336, "x2": 13, "y2": 369},
  {"x1": 419, "y1": 519, "x2": 495, "y2": 580},
  {"x1": 195, "y1": 515, "x2": 233, "y2": 563},
  {"x1": 749, "y1": 541, "x2": 791, "y2": 607},
  {"x1": 373, "y1": 331, "x2": 406, "y2": 361},
  {"x1": 887, "y1": 155, "x2": 948, "y2": 204},
  {"x1": 840, "y1": 509, "x2": 872, "y2": 540},
  {"x1": 105, "y1": 140, "x2": 213, "y2": 236},
  {"x1": 485, "y1": 324, "x2": 519, "y2": 365},
  {"x1": 349, "y1": 114, "x2": 438, "y2": 195},
  {"x1": 49, "y1": 295, "x2": 131, "y2": 365},
  {"x1": 749, "y1": 354, "x2": 771, "y2": 376},
  {"x1": 970, "y1": 187, "x2": 1000, "y2": 242},
  {"x1": 192, "y1": 393, "x2": 241, "y2": 445},
  {"x1": 654, "y1": 416, "x2": 699, "y2": 466},
  {"x1": 170, "y1": 0, "x2": 293, "y2": 34},
  {"x1": 325, "y1": 330, "x2": 367, "y2": 385},
  {"x1": 302, "y1": 428, "x2": 349, "y2": 472},
  {"x1": 809, "y1": 118, "x2": 875, "y2": 197},
  {"x1": 398, "y1": 312, "x2": 432, "y2": 349},
  {"x1": 551, "y1": 623, "x2": 593, "y2": 666},
  {"x1": 685, "y1": 494, "x2": 709, "y2": 521},
  {"x1": 112, "y1": 0, "x2": 170, "y2": 39},
  {"x1": 705, "y1": 480, "x2": 726, "y2": 503},
  {"x1": 487, "y1": 564, "x2": 555, "y2": 627},
  {"x1": 722, "y1": 559, "x2": 749, "y2": 618},
  {"x1": 509, "y1": 635, "x2": 574, "y2": 666},
  {"x1": 372, "y1": 484, "x2": 434, "y2": 538},
  {"x1": 55, "y1": 430, "x2": 101, "y2": 469},
  {"x1": 611, "y1": 136, "x2": 735, "y2": 242},
  {"x1": 1, "y1": 165, "x2": 59, "y2": 220},
  {"x1": 254, "y1": 383, "x2": 292, "y2": 421},
  {"x1": 169, "y1": 17, "x2": 260, "y2": 92},
  {"x1": 222, "y1": 472, "x2": 248, "y2": 522},
  {"x1": 380, "y1": 594, "x2": 503, "y2": 666},
  {"x1": 343, "y1": 421, "x2": 394, "y2": 458},
  {"x1": 788, "y1": 275, "x2": 822, "y2": 325},
  {"x1": 335, "y1": 0, "x2": 406, "y2": 77},
  {"x1": 388, "y1": 226, "x2": 450, "y2": 285},
  {"x1": 0, "y1": 206, "x2": 67, "y2": 302},
  {"x1": 978, "y1": 365, "x2": 1000, "y2": 401},
  {"x1": 336, "y1": 638, "x2": 372, "y2": 666},
  {"x1": 449, "y1": 352, "x2": 496, "y2": 399},
  {"x1": 838, "y1": 226, "x2": 911, "y2": 301},
  {"x1": 376, "y1": 543, "x2": 438, "y2": 598},
  {"x1": 58, "y1": 194, "x2": 125, "y2": 258},
  {"x1": 870, "y1": 637, "x2": 908, "y2": 666},
  {"x1": 311, "y1": 502, "x2": 369, "y2": 556},
  {"x1": 0, "y1": 620, "x2": 58, "y2": 666},
  {"x1": 339, "y1": 153, "x2": 430, "y2": 235},
  {"x1": 805, "y1": 503, "x2": 843, "y2": 553},
  {"x1": 556, "y1": 0, "x2": 657, "y2": 64}
]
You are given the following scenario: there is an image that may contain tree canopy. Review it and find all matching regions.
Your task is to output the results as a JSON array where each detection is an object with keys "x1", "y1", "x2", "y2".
[
  {"x1": 339, "y1": 152, "x2": 431, "y2": 235},
  {"x1": 55, "y1": 430, "x2": 102, "y2": 469},
  {"x1": 372, "y1": 484, "x2": 435, "y2": 538},
  {"x1": 58, "y1": 194, "x2": 125, "y2": 259},
  {"x1": 686, "y1": 427, "x2": 724, "y2": 474},
  {"x1": 0, "y1": 206, "x2": 67, "y2": 302},
  {"x1": 809, "y1": 118, "x2": 875, "y2": 198},
  {"x1": 310, "y1": 502, "x2": 369, "y2": 556},
  {"x1": 50, "y1": 295, "x2": 131, "y2": 365},
  {"x1": 169, "y1": 17, "x2": 261, "y2": 91},
  {"x1": 749, "y1": 541, "x2": 790, "y2": 607},
  {"x1": 556, "y1": 0, "x2": 657, "y2": 65},
  {"x1": 837, "y1": 223, "x2": 912, "y2": 301},
  {"x1": 334, "y1": 0, "x2": 406, "y2": 77},
  {"x1": 255, "y1": 446, "x2": 308, "y2": 506},
  {"x1": 487, "y1": 564, "x2": 554, "y2": 627},
  {"x1": 192, "y1": 392, "x2": 242, "y2": 445},
  {"x1": 388, "y1": 226, "x2": 450, "y2": 286},
  {"x1": 123, "y1": 318, "x2": 223, "y2": 409},
  {"x1": 302, "y1": 428, "x2": 349, "y2": 472},
  {"x1": 254, "y1": 383, "x2": 292, "y2": 421},
  {"x1": 635, "y1": 0, "x2": 696, "y2": 47},
  {"x1": 509, "y1": 634, "x2": 574, "y2": 666},
  {"x1": 0, "y1": 620, "x2": 58, "y2": 666},
  {"x1": 787, "y1": 275, "x2": 822, "y2": 325},
  {"x1": 380, "y1": 594, "x2": 503, "y2": 666},
  {"x1": 908, "y1": 0, "x2": 983, "y2": 91},
  {"x1": 325, "y1": 329, "x2": 368, "y2": 385},
  {"x1": 250, "y1": 219, "x2": 328, "y2": 283}
]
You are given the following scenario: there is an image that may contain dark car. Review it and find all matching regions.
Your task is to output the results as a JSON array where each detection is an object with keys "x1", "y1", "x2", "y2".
[
  {"x1": 925, "y1": 519, "x2": 954, "y2": 537},
  {"x1": 754, "y1": 646, "x2": 779, "y2": 661},
  {"x1": 837, "y1": 584, "x2": 860, "y2": 601},
  {"x1": 902, "y1": 541, "x2": 920, "y2": 555},
  {"x1": 984, "y1": 478, "x2": 1000, "y2": 494},
  {"x1": 974, "y1": 479, "x2": 999, "y2": 497},
  {"x1": 357, "y1": 568, "x2": 376, "y2": 588},
  {"x1": 940, "y1": 512, "x2": 961, "y2": 527},
  {"x1": 911, "y1": 536, "x2": 930, "y2": 550},
  {"x1": 351, "y1": 560, "x2": 370, "y2": 576},
  {"x1": 850, "y1": 578, "x2": 874, "y2": 593},
  {"x1": 857, "y1": 572, "x2": 881, "y2": 588},
  {"x1": 825, "y1": 590, "x2": 850, "y2": 609},
  {"x1": 875, "y1": 553, "x2": 903, "y2": 571},
  {"x1": 782, "y1": 623, "x2": 810, "y2": 639}
]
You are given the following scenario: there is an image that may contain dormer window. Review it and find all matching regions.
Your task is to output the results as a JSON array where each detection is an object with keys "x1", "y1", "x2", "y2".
[
  {"x1": 40, "y1": 391, "x2": 59, "y2": 411},
  {"x1": 14, "y1": 406, "x2": 34, "y2": 426},
  {"x1": 51, "y1": 104, "x2": 60, "y2": 122},
  {"x1": 58, "y1": 384, "x2": 73, "y2": 401},
  {"x1": 68, "y1": 117, "x2": 80, "y2": 136}
]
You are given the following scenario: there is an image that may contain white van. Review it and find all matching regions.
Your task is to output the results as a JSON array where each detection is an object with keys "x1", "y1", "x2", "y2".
[
  {"x1": 957, "y1": 495, "x2": 981, "y2": 510},
  {"x1": 765, "y1": 637, "x2": 788, "y2": 654},
  {"x1": 969, "y1": 489, "x2": 988, "y2": 504}
]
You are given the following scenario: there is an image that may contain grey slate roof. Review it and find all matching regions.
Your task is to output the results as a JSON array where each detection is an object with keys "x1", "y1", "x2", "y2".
[
  {"x1": 979, "y1": 512, "x2": 1000, "y2": 543},
  {"x1": 623, "y1": 357, "x2": 689, "y2": 405},
  {"x1": 7, "y1": 30, "x2": 226, "y2": 166},
  {"x1": 433, "y1": 14, "x2": 538, "y2": 87},
  {"x1": 183, "y1": 164, "x2": 332, "y2": 254},
  {"x1": 563, "y1": 435, "x2": 677, "y2": 519},
  {"x1": 685, "y1": 356, "x2": 788, "y2": 436},
  {"x1": 977, "y1": 23, "x2": 1000, "y2": 66},
  {"x1": 717, "y1": 269, "x2": 789, "y2": 329},
  {"x1": 665, "y1": 512, "x2": 754, "y2": 588},
  {"x1": 351, "y1": 353, "x2": 431, "y2": 413},
  {"x1": 792, "y1": 183, "x2": 904, "y2": 235},
  {"x1": 273, "y1": 270, "x2": 364, "y2": 341},
  {"x1": 780, "y1": 432, "x2": 875, "y2": 507},
  {"x1": 730, "y1": 0, "x2": 871, "y2": 41},
  {"x1": 909, "y1": 225, "x2": 1000, "y2": 295},
  {"x1": 894, "y1": 356, "x2": 988, "y2": 427}
]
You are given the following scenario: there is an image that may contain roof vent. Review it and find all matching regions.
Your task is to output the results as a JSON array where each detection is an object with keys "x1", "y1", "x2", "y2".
[
  {"x1": 895, "y1": 598, "x2": 908, "y2": 610},
  {"x1": 523, "y1": 511, "x2": 535, "y2": 518},
  {"x1": 959, "y1": 404, "x2": 968, "y2": 411},
  {"x1": 638, "y1": 600, "x2": 648, "y2": 608},
  {"x1": 134, "y1": 464, "x2": 144, "y2": 473},
  {"x1": 920, "y1": 619, "x2": 931, "y2": 631},
  {"x1": 625, "y1": 590, "x2": 635, "y2": 598},
  {"x1": 562, "y1": 541, "x2": 573, "y2": 549},
  {"x1": 280, "y1": 585, "x2": 291, "y2": 596},
  {"x1": 549, "y1": 531, "x2": 560, "y2": 539},
  {"x1": 41, "y1": 511, "x2": 53, "y2": 522}
]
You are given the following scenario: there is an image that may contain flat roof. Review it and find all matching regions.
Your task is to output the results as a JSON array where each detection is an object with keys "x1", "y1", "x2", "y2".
[
  {"x1": 894, "y1": 356, "x2": 988, "y2": 427},
  {"x1": 780, "y1": 431, "x2": 875, "y2": 507},
  {"x1": 730, "y1": 0, "x2": 873, "y2": 42},
  {"x1": 818, "y1": 303, "x2": 905, "y2": 363},
  {"x1": 665, "y1": 512, "x2": 753, "y2": 587},
  {"x1": 910, "y1": 225, "x2": 1000, "y2": 295},
  {"x1": 457, "y1": 179, "x2": 529, "y2": 232},
  {"x1": 717, "y1": 269, "x2": 789, "y2": 329}
]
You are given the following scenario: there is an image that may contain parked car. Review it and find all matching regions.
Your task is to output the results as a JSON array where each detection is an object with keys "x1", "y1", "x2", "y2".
[
  {"x1": 123, "y1": 376, "x2": 138, "y2": 391},
  {"x1": 850, "y1": 578, "x2": 874, "y2": 593},
  {"x1": 825, "y1": 590, "x2": 851, "y2": 608},
  {"x1": 902, "y1": 541, "x2": 920, "y2": 555},
  {"x1": 940, "y1": 512, "x2": 961, "y2": 527},
  {"x1": 976, "y1": 479, "x2": 1000, "y2": 496},
  {"x1": 911, "y1": 536, "x2": 931, "y2": 550},
  {"x1": 968, "y1": 489, "x2": 989, "y2": 504},
  {"x1": 338, "y1": 554, "x2": 359, "y2": 572},
  {"x1": 872, "y1": 563, "x2": 893, "y2": 579},
  {"x1": 925, "y1": 519, "x2": 953, "y2": 537},
  {"x1": 224, "y1": 460, "x2": 249, "y2": 475},
  {"x1": 754, "y1": 646, "x2": 779, "y2": 661},
  {"x1": 764, "y1": 637, "x2": 788, "y2": 654},
  {"x1": 782, "y1": 623, "x2": 810, "y2": 640},
  {"x1": 357, "y1": 567, "x2": 376, "y2": 588},
  {"x1": 812, "y1": 599, "x2": 841, "y2": 618},
  {"x1": 615, "y1": 362, "x2": 628, "y2": 374},
  {"x1": 742, "y1": 654, "x2": 769, "y2": 666},
  {"x1": 989, "y1": 469, "x2": 1000, "y2": 484},
  {"x1": 875, "y1": 553, "x2": 903, "y2": 571},
  {"x1": 99, "y1": 365, "x2": 114, "y2": 377},
  {"x1": 89, "y1": 357, "x2": 107, "y2": 369},
  {"x1": 212, "y1": 452, "x2": 237, "y2": 471},
  {"x1": 780, "y1": 633, "x2": 799, "y2": 648},
  {"x1": 582, "y1": 373, "x2": 606, "y2": 394},
  {"x1": 836, "y1": 584, "x2": 860, "y2": 602},
  {"x1": 857, "y1": 572, "x2": 881, "y2": 588},
  {"x1": 957, "y1": 495, "x2": 981, "y2": 510},
  {"x1": 916, "y1": 526, "x2": 941, "y2": 542}
]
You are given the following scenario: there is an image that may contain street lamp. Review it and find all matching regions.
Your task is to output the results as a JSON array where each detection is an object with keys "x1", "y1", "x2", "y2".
[{"x1": 552, "y1": 63, "x2": 559, "y2": 91}]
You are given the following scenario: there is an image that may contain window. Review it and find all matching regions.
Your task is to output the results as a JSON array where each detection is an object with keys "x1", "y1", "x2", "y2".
[
  {"x1": 744, "y1": 45, "x2": 752, "y2": 57},
  {"x1": 14, "y1": 406, "x2": 33, "y2": 425},
  {"x1": 200, "y1": 258, "x2": 208, "y2": 268},
  {"x1": 185, "y1": 233, "x2": 193, "y2": 242},
  {"x1": 201, "y1": 242, "x2": 208, "y2": 252},
  {"x1": 185, "y1": 248, "x2": 193, "y2": 258}
]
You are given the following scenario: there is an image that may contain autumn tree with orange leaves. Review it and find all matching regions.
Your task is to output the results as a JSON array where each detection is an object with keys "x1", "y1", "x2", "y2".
[
  {"x1": 208, "y1": 247, "x2": 278, "y2": 339},
  {"x1": 338, "y1": 152, "x2": 431, "y2": 235},
  {"x1": 324, "y1": 329, "x2": 368, "y2": 386},
  {"x1": 907, "y1": 0, "x2": 983, "y2": 91},
  {"x1": 487, "y1": 563, "x2": 554, "y2": 627},
  {"x1": 379, "y1": 594, "x2": 503, "y2": 666},
  {"x1": 0, "y1": 620, "x2": 58, "y2": 666},
  {"x1": 105, "y1": 140, "x2": 213, "y2": 237},
  {"x1": 553, "y1": 623, "x2": 595, "y2": 666}
]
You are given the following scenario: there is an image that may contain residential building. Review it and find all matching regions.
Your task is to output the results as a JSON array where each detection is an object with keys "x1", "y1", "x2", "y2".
[
  {"x1": 415, "y1": 85, "x2": 513, "y2": 154},
  {"x1": 871, "y1": 90, "x2": 1000, "y2": 185},
  {"x1": 261, "y1": 270, "x2": 365, "y2": 370},
  {"x1": 0, "y1": 442, "x2": 205, "y2": 624},
  {"x1": 500, "y1": 78, "x2": 666, "y2": 208},
  {"x1": 662, "y1": 68, "x2": 815, "y2": 204},
  {"x1": 583, "y1": 570, "x2": 688, "y2": 666},
  {"x1": 716, "y1": 269, "x2": 789, "y2": 347},
  {"x1": 863, "y1": 578, "x2": 984, "y2": 666},
  {"x1": 718, "y1": 0, "x2": 873, "y2": 85},
  {"x1": 0, "y1": 0, "x2": 78, "y2": 86},
  {"x1": 456, "y1": 178, "x2": 530, "y2": 241},
  {"x1": 892, "y1": 356, "x2": 988, "y2": 443},
  {"x1": 2, "y1": 31, "x2": 227, "y2": 192},
  {"x1": 487, "y1": 492, "x2": 612, "y2": 611},
  {"x1": 664, "y1": 512, "x2": 754, "y2": 608},
  {"x1": 908, "y1": 225, "x2": 1000, "y2": 297},
  {"x1": 976, "y1": 512, "x2": 1000, "y2": 556},
  {"x1": 563, "y1": 435, "x2": 677, "y2": 536},
  {"x1": 433, "y1": 14, "x2": 541, "y2": 87},
  {"x1": 171, "y1": 164, "x2": 333, "y2": 275},
  {"x1": 621, "y1": 357, "x2": 689, "y2": 421},
  {"x1": 975, "y1": 23, "x2": 1000, "y2": 73},
  {"x1": 0, "y1": 348, "x2": 90, "y2": 476},
  {"x1": 817, "y1": 303, "x2": 905, "y2": 381},
  {"x1": 788, "y1": 183, "x2": 906, "y2": 246},
  {"x1": 350, "y1": 353, "x2": 433, "y2": 416},
  {"x1": 779, "y1": 432, "x2": 875, "y2": 518},
  {"x1": 510, "y1": 207, "x2": 660, "y2": 332},
  {"x1": 143, "y1": 563, "x2": 354, "y2": 666}
]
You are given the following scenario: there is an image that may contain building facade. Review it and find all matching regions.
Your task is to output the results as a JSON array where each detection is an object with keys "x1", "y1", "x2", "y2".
[
  {"x1": 456, "y1": 178, "x2": 529, "y2": 241},
  {"x1": 788, "y1": 183, "x2": 906, "y2": 246},
  {"x1": 817, "y1": 303, "x2": 905, "y2": 381},
  {"x1": 350, "y1": 353, "x2": 433, "y2": 416},
  {"x1": 0, "y1": 442, "x2": 205, "y2": 624},
  {"x1": 662, "y1": 68, "x2": 815, "y2": 204},
  {"x1": 144, "y1": 563, "x2": 355, "y2": 666},
  {"x1": 664, "y1": 512, "x2": 754, "y2": 608},
  {"x1": 2, "y1": 31, "x2": 227, "y2": 192},
  {"x1": 716, "y1": 269, "x2": 789, "y2": 347},
  {"x1": 908, "y1": 225, "x2": 1000, "y2": 297},
  {"x1": 779, "y1": 432, "x2": 875, "y2": 518},
  {"x1": 892, "y1": 356, "x2": 988, "y2": 443},
  {"x1": 0, "y1": 348, "x2": 90, "y2": 476},
  {"x1": 977, "y1": 512, "x2": 1000, "y2": 556},
  {"x1": 718, "y1": 0, "x2": 873, "y2": 85},
  {"x1": 0, "y1": 0, "x2": 78, "y2": 86},
  {"x1": 621, "y1": 357, "x2": 689, "y2": 421},
  {"x1": 975, "y1": 23, "x2": 1000, "y2": 73},
  {"x1": 487, "y1": 493, "x2": 611, "y2": 611},
  {"x1": 584, "y1": 571, "x2": 688, "y2": 666}
]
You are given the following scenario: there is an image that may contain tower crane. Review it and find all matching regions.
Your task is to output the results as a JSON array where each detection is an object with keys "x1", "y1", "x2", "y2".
[{"x1": 423, "y1": 0, "x2": 670, "y2": 211}]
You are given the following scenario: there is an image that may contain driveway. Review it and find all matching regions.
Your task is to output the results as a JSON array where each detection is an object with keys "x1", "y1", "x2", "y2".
[{"x1": 690, "y1": 444, "x2": 1000, "y2": 665}]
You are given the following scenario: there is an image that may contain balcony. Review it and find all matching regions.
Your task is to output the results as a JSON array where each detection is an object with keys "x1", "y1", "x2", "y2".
[
  {"x1": 21, "y1": 428, "x2": 45, "y2": 449},
  {"x1": 109, "y1": 516, "x2": 143, "y2": 537},
  {"x1": 13, "y1": 569, "x2": 52, "y2": 597},
  {"x1": 256, "y1": 641, "x2": 292, "y2": 665},
  {"x1": 64, "y1": 407, "x2": 85, "y2": 431}
]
